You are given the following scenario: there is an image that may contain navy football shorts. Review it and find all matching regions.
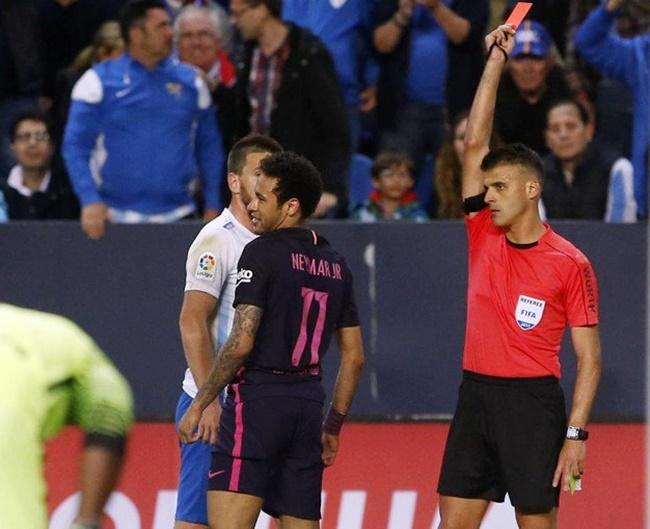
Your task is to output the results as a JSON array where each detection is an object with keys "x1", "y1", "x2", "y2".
[
  {"x1": 438, "y1": 371, "x2": 567, "y2": 513},
  {"x1": 209, "y1": 395, "x2": 324, "y2": 520}
]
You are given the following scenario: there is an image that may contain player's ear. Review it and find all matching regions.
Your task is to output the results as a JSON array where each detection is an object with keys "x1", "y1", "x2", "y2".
[
  {"x1": 285, "y1": 197, "x2": 300, "y2": 217},
  {"x1": 227, "y1": 172, "x2": 240, "y2": 194}
]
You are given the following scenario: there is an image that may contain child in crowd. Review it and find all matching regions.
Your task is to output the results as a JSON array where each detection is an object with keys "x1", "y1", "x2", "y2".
[{"x1": 351, "y1": 151, "x2": 428, "y2": 221}]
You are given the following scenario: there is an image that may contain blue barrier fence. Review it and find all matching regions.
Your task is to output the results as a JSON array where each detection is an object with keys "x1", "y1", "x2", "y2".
[{"x1": 0, "y1": 221, "x2": 645, "y2": 421}]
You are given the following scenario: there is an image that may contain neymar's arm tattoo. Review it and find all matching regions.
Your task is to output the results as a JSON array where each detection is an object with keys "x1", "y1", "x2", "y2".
[{"x1": 192, "y1": 304, "x2": 263, "y2": 411}]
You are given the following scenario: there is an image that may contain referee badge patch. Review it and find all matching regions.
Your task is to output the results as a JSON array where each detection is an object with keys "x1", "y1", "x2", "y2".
[
  {"x1": 195, "y1": 252, "x2": 217, "y2": 281},
  {"x1": 516, "y1": 295, "x2": 546, "y2": 330}
]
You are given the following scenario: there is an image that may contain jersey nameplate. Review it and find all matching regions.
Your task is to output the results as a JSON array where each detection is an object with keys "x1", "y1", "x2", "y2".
[{"x1": 515, "y1": 295, "x2": 546, "y2": 330}]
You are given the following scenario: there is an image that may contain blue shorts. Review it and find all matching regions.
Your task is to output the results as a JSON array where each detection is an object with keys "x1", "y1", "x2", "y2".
[
  {"x1": 175, "y1": 391, "x2": 211, "y2": 525},
  {"x1": 209, "y1": 396, "x2": 324, "y2": 520}
]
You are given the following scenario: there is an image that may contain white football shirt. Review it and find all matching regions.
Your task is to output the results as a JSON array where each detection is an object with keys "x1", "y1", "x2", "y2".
[{"x1": 181, "y1": 208, "x2": 256, "y2": 396}]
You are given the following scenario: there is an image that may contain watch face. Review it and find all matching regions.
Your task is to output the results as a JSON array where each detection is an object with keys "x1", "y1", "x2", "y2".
[{"x1": 567, "y1": 427, "x2": 588, "y2": 440}]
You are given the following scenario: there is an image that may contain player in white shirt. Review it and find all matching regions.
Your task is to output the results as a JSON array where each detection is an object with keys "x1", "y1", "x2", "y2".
[{"x1": 175, "y1": 135, "x2": 283, "y2": 529}]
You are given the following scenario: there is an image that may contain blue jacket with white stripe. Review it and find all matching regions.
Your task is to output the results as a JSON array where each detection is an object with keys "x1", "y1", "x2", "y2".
[
  {"x1": 575, "y1": 5, "x2": 650, "y2": 216},
  {"x1": 63, "y1": 53, "x2": 223, "y2": 214}
]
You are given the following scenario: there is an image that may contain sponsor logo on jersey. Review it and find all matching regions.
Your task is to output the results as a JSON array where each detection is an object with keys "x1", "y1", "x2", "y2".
[
  {"x1": 515, "y1": 295, "x2": 546, "y2": 330},
  {"x1": 195, "y1": 253, "x2": 217, "y2": 280},
  {"x1": 583, "y1": 266, "x2": 597, "y2": 314},
  {"x1": 223, "y1": 221, "x2": 235, "y2": 230},
  {"x1": 236, "y1": 268, "x2": 253, "y2": 287}
]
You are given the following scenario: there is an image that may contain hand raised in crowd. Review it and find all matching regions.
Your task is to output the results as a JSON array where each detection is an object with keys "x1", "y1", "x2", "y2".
[
  {"x1": 484, "y1": 24, "x2": 516, "y2": 61},
  {"x1": 81, "y1": 202, "x2": 109, "y2": 240},
  {"x1": 397, "y1": 0, "x2": 416, "y2": 21}
]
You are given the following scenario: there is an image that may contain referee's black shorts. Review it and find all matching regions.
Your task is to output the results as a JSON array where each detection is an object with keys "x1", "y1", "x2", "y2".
[{"x1": 437, "y1": 370, "x2": 566, "y2": 513}]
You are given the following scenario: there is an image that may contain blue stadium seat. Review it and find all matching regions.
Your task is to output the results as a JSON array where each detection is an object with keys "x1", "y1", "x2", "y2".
[{"x1": 349, "y1": 153, "x2": 373, "y2": 208}]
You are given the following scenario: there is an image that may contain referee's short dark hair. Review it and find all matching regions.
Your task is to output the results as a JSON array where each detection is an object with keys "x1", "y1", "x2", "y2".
[
  {"x1": 260, "y1": 151, "x2": 323, "y2": 219},
  {"x1": 245, "y1": 0, "x2": 282, "y2": 18},
  {"x1": 227, "y1": 134, "x2": 283, "y2": 175},
  {"x1": 481, "y1": 143, "x2": 545, "y2": 187},
  {"x1": 119, "y1": 0, "x2": 167, "y2": 44}
]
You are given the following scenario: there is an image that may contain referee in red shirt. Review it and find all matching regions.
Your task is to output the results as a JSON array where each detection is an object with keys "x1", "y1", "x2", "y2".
[{"x1": 436, "y1": 25, "x2": 602, "y2": 529}]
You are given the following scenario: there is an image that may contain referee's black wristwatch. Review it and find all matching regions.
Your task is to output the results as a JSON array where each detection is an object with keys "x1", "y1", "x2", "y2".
[{"x1": 566, "y1": 426, "x2": 589, "y2": 441}]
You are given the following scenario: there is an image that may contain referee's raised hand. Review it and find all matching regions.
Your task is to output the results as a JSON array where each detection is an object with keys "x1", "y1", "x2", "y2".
[
  {"x1": 484, "y1": 24, "x2": 516, "y2": 62},
  {"x1": 462, "y1": 23, "x2": 515, "y2": 202}
]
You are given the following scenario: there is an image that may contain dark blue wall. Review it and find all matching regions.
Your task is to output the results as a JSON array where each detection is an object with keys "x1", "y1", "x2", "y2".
[{"x1": 0, "y1": 221, "x2": 645, "y2": 421}]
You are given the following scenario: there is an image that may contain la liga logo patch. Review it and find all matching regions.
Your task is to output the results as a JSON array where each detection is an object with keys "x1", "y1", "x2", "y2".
[
  {"x1": 515, "y1": 294, "x2": 546, "y2": 330},
  {"x1": 195, "y1": 253, "x2": 217, "y2": 280}
]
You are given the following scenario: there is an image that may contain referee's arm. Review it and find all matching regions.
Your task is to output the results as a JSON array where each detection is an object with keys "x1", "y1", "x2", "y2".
[
  {"x1": 462, "y1": 25, "x2": 515, "y2": 203},
  {"x1": 552, "y1": 325, "x2": 602, "y2": 491}
]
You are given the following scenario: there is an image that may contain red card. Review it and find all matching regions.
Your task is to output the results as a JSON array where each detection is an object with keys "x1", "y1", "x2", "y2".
[{"x1": 505, "y1": 2, "x2": 533, "y2": 30}]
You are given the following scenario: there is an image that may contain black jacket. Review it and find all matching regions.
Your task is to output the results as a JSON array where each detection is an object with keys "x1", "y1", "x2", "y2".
[
  {"x1": 3, "y1": 161, "x2": 80, "y2": 220},
  {"x1": 542, "y1": 142, "x2": 618, "y2": 220},
  {"x1": 0, "y1": 0, "x2": 44, "y2": 97},
  {"x1": 232, "y1": 24, "x2": 351, "y2": 199},
  {"x1": 495, "y1": 66, "x2": 572, "y2": 156}
]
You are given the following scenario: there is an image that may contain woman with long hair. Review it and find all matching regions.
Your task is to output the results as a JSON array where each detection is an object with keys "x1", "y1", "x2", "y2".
[
  {"x1": 434, "y1": 110, "x2": 501, "y2": 218},
  {"x1": 434, "y1": 111, "x2": 468, "y2": 219}
]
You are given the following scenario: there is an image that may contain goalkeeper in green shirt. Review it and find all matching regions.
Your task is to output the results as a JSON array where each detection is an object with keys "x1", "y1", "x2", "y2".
[{"x1": 0, "y1": 303, "x2": 134, "y2": 529}]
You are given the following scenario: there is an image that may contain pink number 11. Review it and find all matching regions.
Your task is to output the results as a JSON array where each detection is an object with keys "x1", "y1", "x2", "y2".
[{"x1": 291, "y1": 287, "x2": 329, "y2": 367}]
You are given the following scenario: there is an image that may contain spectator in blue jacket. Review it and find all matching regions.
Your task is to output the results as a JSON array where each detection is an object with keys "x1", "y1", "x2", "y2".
[
  {"x1": 64, "y1": 0, "x2": 224, "y2": 239},
  {"x1": 575, "y1": 0, "x2": 650, "y2": 217},
  {"x1": 282, "y1": 0, "x2": 378, "y2": 153}
]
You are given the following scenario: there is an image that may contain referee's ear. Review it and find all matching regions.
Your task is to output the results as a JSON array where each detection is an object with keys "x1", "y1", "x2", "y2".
[{"x1": 526, "y1": 180, "x2": 542, "y2": 200}]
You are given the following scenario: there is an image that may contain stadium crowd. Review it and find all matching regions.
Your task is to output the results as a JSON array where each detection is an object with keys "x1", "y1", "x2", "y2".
[{"x1": 0, "y1": 0, "x2": 647, "y2": 227}]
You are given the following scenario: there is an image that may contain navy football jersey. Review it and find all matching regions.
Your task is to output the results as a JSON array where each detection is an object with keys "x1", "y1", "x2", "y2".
[{"x1": 231, "y1": 227, "x2": 359, "y2": 402}]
